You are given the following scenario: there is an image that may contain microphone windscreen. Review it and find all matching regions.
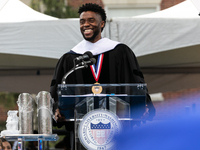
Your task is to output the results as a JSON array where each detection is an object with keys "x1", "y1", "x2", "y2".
[
  {"x1": 84, "y1": 51, "x2": 93, "y2": 58},
  {"x1": 90, "y1": 58, "x2": 96, "y2": 65}
]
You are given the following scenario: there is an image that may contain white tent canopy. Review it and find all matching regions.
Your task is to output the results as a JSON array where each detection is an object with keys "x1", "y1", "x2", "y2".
[
  {"x1": 136, "y1": 0, "x2": 199, "y2": 18},
  {"x1": 190, "y1": 0, "x2": 200, "y2": 12},
  {"x1": 0, "y1": 0, "x2": 81, "y2": 69},
  {"x1": 0, "y1": 0, "x2": 200, "y2": 68},
  {"x1": 110, "y1": 0, "x2": 200, "y2": 57},
  {"x1": 0, "y1": 0, "x2": 57, "y2": 22},
  {"x1": 109, "y1": 0, "x2": 200, "y2": 67},
  {"x1": 0, "y1": 19, "x2": 82, "y2": 59}
]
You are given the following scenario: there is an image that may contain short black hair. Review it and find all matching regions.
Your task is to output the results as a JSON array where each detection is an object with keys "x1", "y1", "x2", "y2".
[
  {"x1": 78, "y1": 3, "x2": 107, "y2": 31},
  {"x1": 0, "y1": 138, "x2": 12, "y2": 148},
  {"x1": 0, "y1": 138, "x2": 7, "y2": 143}
]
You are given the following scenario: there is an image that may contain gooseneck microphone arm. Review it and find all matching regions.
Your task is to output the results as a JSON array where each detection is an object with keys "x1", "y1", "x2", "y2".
[
  {"x1": 61, "y1": 65, "x2": 85, "y2": 84},
  {"x1": 61, "y1": 58, "x2": 96, "y2": 84}
]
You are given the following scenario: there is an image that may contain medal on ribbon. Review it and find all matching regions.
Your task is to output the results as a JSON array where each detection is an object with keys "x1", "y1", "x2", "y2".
[{"x1": 90, "y1": 54, "x2": 104, "y2": 94}]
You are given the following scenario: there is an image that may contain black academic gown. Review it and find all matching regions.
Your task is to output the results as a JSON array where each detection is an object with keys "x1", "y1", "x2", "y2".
[{"x1": 50, "y1": 43, "x2": 155, "y2": 128}]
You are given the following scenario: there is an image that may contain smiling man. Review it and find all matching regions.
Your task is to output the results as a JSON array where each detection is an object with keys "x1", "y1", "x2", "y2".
[
  {"x1": 50, "y1": 3, "x2": 155, "y2": 150},
  {"x1": 79, "y1": 10, "x2": 104, "y2": 43}
]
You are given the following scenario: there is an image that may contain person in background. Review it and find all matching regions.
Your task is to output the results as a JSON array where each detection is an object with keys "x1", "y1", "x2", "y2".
[
  {"x1": 0, "y1": 138, "x2": 12, "y2": 150},
  {"x1": 0, "y1": 138, "x2": 2, "y2": 150},
  {"x1": 26, "y1": 130, "x2": 38, "y2": 150}
]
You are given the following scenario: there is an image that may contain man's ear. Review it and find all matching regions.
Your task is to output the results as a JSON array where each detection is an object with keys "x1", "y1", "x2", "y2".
[{"x1": 101, "y1": 21, "x2": 105, "y2": 29}]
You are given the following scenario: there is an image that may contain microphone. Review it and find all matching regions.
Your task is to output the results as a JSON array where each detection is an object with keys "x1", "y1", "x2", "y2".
[
  {"x1": 87, "y1": 58, "x2": 96, "y2": 65},
  {"x1": 75, "y1": 51, "x2": 93, "y2": 61},
  {"x1": 76, "y1": 58, "x2": 96, "y2": 67}
]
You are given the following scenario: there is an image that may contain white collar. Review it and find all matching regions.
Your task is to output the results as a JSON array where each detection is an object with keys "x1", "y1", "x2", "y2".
[{"x1": 71, "y1": 38, "x2": 120, "y2": 55}]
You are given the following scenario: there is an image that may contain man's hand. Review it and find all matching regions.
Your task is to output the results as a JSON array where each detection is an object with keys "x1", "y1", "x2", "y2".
[
  {"x1": 142, "y1": 107, "x2": 150, "y2": 119},
  {"x1": 54, "y1": 108, "x2": 65, "y2": 122}
]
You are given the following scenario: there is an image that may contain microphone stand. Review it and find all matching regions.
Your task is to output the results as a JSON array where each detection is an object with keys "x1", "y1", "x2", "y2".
[{"x1": 61, "y1": 64, "x2": 89, "y2": 84}]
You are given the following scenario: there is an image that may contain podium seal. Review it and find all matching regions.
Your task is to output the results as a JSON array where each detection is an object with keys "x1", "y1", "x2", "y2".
[{"x1": 78, "y1": 109, "x2": 122, "y2": 150}]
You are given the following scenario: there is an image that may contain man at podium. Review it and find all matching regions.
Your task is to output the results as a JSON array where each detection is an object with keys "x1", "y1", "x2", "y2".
[{"x1": 50, "y1": 3, "x2": 155, "y2": 149}]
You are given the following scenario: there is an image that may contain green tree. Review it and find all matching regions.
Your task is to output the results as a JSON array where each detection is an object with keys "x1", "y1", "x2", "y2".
[
  {"x1": 0, "y1": 92, "x2": 19, "y2": 131},
  {"x1": 31, "y1": 0, "x2": 79, "y2": 18},
  {"x1": 31, "y1": 0, "x2": 40, "y2": 12}
]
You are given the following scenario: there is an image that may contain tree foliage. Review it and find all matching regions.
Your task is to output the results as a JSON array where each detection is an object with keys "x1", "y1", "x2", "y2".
[
  {"x1": 31, "y1": 0, "x2": 79, "y2": 18},
  {"x1": 0, "y1": 92, "x2": 19, "y2": 109},
  {"x1": 31, "y1": 0, "x2": 41, "y2": 12}
]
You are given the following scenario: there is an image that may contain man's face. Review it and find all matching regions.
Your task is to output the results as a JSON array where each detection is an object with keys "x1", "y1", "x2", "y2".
[
  {"x1": 2, "y1": 142, "x2": 11, "y2": 150},
  {"x1": 80, "y1": 11, "x2": 105, "y2": 43}
]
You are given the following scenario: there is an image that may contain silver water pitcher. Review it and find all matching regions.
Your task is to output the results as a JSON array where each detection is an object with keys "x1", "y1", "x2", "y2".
[
  {"x1": 17, "y1": 93, "x2": 34, "y2": 134},
  {"x1": 36, "y1": 91, "x2": 53, "y2": 134}
]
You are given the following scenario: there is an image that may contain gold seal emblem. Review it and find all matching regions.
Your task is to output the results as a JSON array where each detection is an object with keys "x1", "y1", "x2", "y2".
[{"x1": 92, "y1": 83, "x2": 102, "y2": 94}]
